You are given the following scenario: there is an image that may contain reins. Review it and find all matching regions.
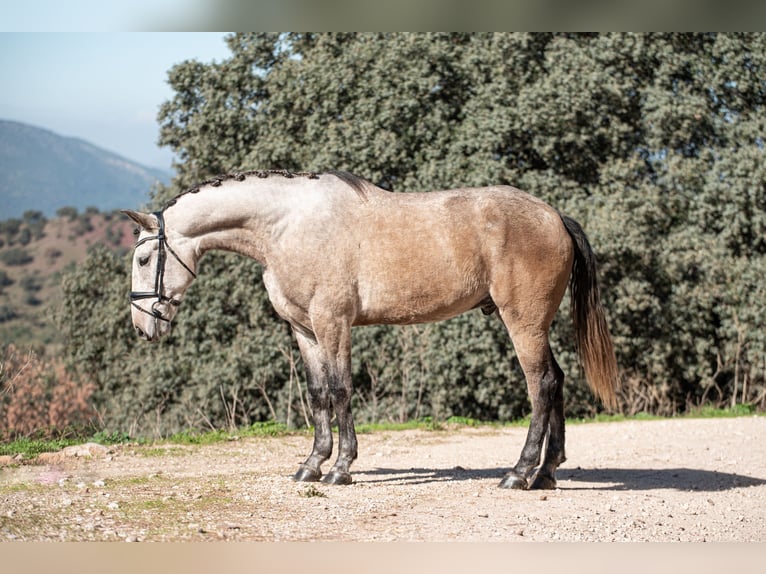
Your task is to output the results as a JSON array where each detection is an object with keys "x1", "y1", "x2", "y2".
[{"x1": 130, "y1": 211, "x2": 197, "y2": 323}]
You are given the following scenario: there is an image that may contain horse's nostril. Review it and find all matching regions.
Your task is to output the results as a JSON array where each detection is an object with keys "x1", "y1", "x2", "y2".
[{"x1": 135, "y1": 326, "x2": 145, "y2": 339}]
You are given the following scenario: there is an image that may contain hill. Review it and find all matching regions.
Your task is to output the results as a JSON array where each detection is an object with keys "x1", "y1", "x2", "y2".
[
  {"x1": 0, "y1": 120, "x2": 171, "y2": 218},
  {"x1": 0, "y1": 209, "x2": 135, "y2": 350}
]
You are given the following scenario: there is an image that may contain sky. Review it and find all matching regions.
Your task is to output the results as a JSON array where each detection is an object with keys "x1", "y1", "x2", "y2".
[{"x1": 0, "y1": 32, "x2": 232, "y2": 170}]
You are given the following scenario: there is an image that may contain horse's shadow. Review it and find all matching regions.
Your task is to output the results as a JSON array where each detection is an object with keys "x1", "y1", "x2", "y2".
[{"x1": 356, "y1": 465, "x2": 766, "y2": 492}]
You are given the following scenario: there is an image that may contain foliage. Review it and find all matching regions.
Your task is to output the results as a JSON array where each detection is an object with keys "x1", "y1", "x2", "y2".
[
  {"x1": 53, "y1": 33, "x2": 766, "y2": 437},
  {"x1": 0, "y1": 344, "x2": 96, "y2": 439},
  {"x1": 0, "y1": 270, "x2": 13, "y2": 291},
  {"x1": 0, "y1": 248, "x2": 33, "y2": 266},
  {"x1": 0, "y1": 306, "x2": 18, "y2": 323},
  {"x1": 56, "y1": 207, "x2": 78, "y2": 221}
]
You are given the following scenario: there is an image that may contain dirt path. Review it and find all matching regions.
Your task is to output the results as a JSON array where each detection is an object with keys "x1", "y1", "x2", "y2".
[{"x1": 1, "y1": 416, "x2": 765, "y2": 541}]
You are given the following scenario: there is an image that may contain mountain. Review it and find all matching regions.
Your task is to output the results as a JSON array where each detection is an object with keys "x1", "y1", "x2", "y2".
[{"x1": 0, "y1": 120, "x2": 172, "y2": 218}]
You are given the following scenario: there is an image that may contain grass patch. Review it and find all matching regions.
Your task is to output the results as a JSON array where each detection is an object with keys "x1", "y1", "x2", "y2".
[
  {"x1": 569, "y1": 405, "x2": 763, "y2": 425},
  {"x1": 0, "y1": 482, "x2": 38, "y2": 494},
  {"x1": 246, "y1": 420, "x2": 292, "y2": 436},
  {"x1": 0, "y1": 437, "x2": 81, "y2": 457},
  {"x1": 127, "y1": 498, "x2": 174, "y2": 512},
  {"x1": 168, "y1": 429, "x2": 231, "y2": 446},
  {"x1": 567, "y1": 412, "x2": 656, "y2": 425},
  {"x1": 91, "y1": 430, "x2": 132, "y2": 444},
  {"x1": 300, "y1": 485, "x2": 327, "y2": 498},
  {"x1": 122, "y1": 476, "x2": 152, "y2": 486},
  {"x1": 118, "y1": 492, "x2": 233, "y2": 521},
  {"x1": 168, "y1": 421, "x2": 293, "y2": 445},
  {"x1": 355, "y1": 418, "x2": 438, "y2": 434},
  {"x1": 357, "y1": 415, "x2": 510, "y2": 434},
  {"x1": 2, "y1": 406, "x2": 762, "y2": 460},
  {"x1": 137, "y1": 446, "x2": 189, "y2": 458},
  {"x1": 686, "y1": 403, "x2": 760, "y2": 418}
]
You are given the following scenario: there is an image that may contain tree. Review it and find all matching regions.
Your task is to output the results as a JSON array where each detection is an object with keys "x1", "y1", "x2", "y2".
[{"x1": 59, "y1": 33, "x2": 766, "y2": 436}]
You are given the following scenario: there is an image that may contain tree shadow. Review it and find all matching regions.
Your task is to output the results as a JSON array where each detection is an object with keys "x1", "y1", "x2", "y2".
[{"x1": 356, "y1": 465, "x2": 766, "y2": 492}]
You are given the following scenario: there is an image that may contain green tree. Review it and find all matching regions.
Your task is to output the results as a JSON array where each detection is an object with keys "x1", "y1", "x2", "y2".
[
  {"x1": 59, "y1": 33, "x2": 766, "y2": 436},
  {"x1": 55, "y1": 207, "x2": 78, "y2": 221}
]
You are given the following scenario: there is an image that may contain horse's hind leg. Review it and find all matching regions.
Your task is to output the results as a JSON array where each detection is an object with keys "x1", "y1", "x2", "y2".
[
  {"x1": 529, "y1": 353, "x2": 566, "y2": 490},
  {"x1": 497, "y1": 321, "x2": 566, "y2": 490}
]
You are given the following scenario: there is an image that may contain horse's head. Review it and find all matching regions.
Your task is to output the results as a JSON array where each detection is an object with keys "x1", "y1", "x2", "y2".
[{"x1": 122, "y1": 209, "x2": 198, "y2": 342}]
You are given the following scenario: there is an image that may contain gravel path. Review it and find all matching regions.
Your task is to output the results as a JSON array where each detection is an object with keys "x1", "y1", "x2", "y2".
[{"x1": 1, "y1": 416, "x2": 765, "y2": 541}]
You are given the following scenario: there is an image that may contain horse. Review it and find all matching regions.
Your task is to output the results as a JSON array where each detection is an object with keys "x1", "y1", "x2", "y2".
[{"x1": 123, "y1": 169, "x2": 619, "y2": 490}]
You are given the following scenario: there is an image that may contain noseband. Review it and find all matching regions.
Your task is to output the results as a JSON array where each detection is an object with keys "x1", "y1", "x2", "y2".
[{"x1": 130, "y1": 211, "x2": 197, "y2": 323}]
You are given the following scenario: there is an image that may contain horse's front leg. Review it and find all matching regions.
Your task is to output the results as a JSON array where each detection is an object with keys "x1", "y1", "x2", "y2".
[
  {"x1": 319, "y1": 318, "x2": 356, "y2": 485},
  {"x1": 292, "y1": 329, "x2": 333, "y2": 482},
  {"x1": 292, "y1": 321, "x2": 357, "y2": 485},
  {"x1": 324, "y1": 365, "x2": 357, "y2": 484}
]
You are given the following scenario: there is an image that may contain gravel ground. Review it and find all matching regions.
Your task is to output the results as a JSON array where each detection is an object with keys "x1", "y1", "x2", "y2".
[{"x1": 1, "y1": 416, "x2": 765, "y2": 542}]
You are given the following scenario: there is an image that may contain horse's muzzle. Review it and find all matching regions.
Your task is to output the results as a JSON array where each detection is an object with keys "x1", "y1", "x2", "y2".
[{"x1": 135, "y1": 325, "x2": 161, "y2": 342}]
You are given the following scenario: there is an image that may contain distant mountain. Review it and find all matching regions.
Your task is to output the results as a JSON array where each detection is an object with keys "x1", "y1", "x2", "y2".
[{"x1": 0, "y1": 120, "x2": 172, "y2": 218}]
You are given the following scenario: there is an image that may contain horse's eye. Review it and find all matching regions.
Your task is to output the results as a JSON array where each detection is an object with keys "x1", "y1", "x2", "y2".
[{"x1": 138, "y1": 255, "x2": 150, "y2": 267}]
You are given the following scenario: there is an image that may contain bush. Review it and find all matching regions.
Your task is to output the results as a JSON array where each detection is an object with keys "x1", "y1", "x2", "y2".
[
  {"x1": 0, "y1": 269, "x2": 13, "y2": 288},
  {"x1": 0, "y1": 247, "x2": 33, "y2": 266},
  {"x1": 0, "y1": 219, "x2": 22, "y2": 245},
  {"x1": 45, "y1": 247, "x2": 62, "y2": 264},
  {"x1": 0, "y1": 305, "x2": 18, "y2": 323},
  {"x1": 1, "y1": 344, "x2": 97, "y2": 439},
  {"x1": 19, "y1": 275, "x2": 43, "y2": 293},
  {"x1": 56, "y1": 207, "x2": 78, "y2": 221}
]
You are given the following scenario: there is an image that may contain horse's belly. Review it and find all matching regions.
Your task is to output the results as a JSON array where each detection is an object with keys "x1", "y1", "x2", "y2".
[{"x1": 354, "y1": 270, "x2": 487, "y2": 326}]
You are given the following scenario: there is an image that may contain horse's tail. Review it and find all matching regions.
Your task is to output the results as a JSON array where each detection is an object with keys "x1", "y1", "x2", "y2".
[{"x1": 560, "y1": 214, "x2": 620, "y2": 410}]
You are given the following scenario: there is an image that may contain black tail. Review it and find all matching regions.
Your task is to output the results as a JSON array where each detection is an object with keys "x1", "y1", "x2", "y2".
[{"x1": 560, "y1": 214, "x2": 620, "y2": 410}]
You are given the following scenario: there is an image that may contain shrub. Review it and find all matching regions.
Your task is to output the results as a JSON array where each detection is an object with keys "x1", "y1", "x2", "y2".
[
  {"x1": 0, "y1": 344, "x2": 97, "y2": 439},
  {"x1": 0, "y1": 247, "x2": 33, "y2": 266},
  {"x1": 56, "y1": 207, "x2": 78, "y2": 221},
  {"x1": 0, "y1": 269, "x2": 13, "y2": 288},
  {"x1": 0, "y1": 305, "x2": 17, "y2": 323}
]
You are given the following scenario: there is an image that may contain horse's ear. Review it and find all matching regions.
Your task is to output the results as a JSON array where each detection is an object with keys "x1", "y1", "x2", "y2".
[{"x1": 121, "y1": 210, "x2": 158, "y2": 231}]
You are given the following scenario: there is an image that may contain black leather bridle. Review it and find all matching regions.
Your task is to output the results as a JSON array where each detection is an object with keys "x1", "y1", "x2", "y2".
[{"x1": 130, "y1": 211, "x2": 197, "y2": 323}]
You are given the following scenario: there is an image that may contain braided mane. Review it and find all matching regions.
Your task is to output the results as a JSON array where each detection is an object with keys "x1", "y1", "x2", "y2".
[{"x1": 163, "y1": 169, "x2": 371, "y2": 210}]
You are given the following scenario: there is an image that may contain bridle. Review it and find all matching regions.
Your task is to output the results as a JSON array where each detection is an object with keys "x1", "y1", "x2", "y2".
[{"x1": 130, "y1": 211, "x2": 197, "y2": 324}]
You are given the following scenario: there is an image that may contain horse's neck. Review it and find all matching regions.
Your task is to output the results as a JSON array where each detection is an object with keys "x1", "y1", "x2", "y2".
[{"x1": 165, "y1": 179, "x2": 325, "y2": 263}]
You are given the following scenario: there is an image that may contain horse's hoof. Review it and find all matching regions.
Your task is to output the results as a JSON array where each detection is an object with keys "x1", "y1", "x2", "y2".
[
  {"x1": 529, "y1": 473, "x2": 557, "y2": 490},
  {"x1": 498, "y1": 472, "x2": 528, "y2": 490},
  {"x1": 322, "y1": 470, "x2": 352, "y2": 485},
  {"x1": 293, "y1": 465, "x2": 322, "y2": 482}
]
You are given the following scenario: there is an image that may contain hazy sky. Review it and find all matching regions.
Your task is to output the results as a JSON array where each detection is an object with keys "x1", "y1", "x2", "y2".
[{"x1": 0, "y1": 32, "x2": 231, "y2": 169}]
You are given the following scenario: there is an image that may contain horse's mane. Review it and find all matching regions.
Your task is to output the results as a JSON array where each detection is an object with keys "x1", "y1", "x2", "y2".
[
  {"x1": 163, "y1": 169, "x2": 372, "y2": 209},
  {"x1": 325, "y1": 170, "x2": 372, "y2": 200}
]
